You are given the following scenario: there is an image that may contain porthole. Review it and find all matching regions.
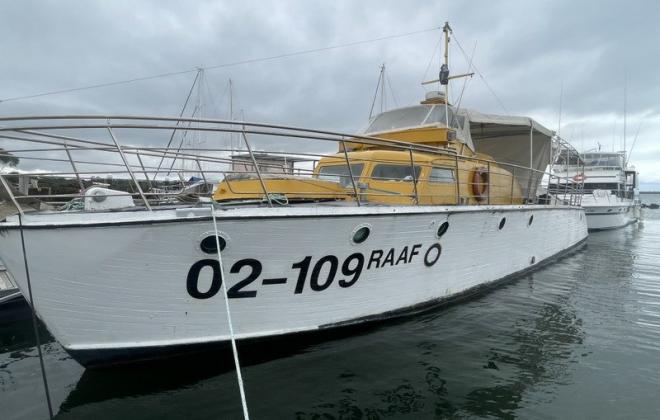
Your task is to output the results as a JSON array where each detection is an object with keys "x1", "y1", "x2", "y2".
[
  {"x1": 201, "y1": 235, "x2": 227, "y2": 254},
  {"x1": 528, "y1": 215, "x2": 534, "y2": 226},
  {"x1": 498, "y1": 217, "x2": 506, "y2": 230},
  {"x1": 352, "y1": 226, "x2": 371, "y2": 244},
  {"x1": 436, "y1": 221, "x2": 449, "y2": 238}
]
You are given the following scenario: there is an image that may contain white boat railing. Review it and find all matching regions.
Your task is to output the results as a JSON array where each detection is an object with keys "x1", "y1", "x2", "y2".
[{"x1": 0, "y1": 115, "x2": 584, "y2": 214}]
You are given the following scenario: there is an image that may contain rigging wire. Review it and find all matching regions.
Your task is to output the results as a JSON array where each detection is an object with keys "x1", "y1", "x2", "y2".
[
  {"x1": 203, "y1": 73, "x2": 224, "y2": 119},
  {"x1": 380, "y1": 65, "x2": 387, "y2": 113},
  {"x1": 17, "y1": 213, "x2": 54, "y2": 419},
  {"x1": 421, "y1": 36, "x2": 443, "y2": 85},
  {"x1": 368, "y1": 66, "x2": 384, "y2": 120},
  {"x1": 0, "y1": 27, "x2": 440, "y2": 104},
  {"x1": 155, "y1": 70, "x2": 201, "y2": 176},
  {"x1": 626, "y1": 119, "x2": 644, "y2": 164},
  {"x1": 452, "y1": 33, "x2": 510, "y2": 115},
  {"x1": 166, "y1": 104, "x2": 200, "y2": 177},
  {"x1": 451, "y1": 40, "x2": 478, "y2": 125},
  {"x1": 385, "y1": 72, "x2": 399, "y2": 108}
]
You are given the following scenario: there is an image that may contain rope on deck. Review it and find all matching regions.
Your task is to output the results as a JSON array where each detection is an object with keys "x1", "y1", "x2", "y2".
[{"x1": 211, "y1": 204, "x2": 250, "y2": 420}]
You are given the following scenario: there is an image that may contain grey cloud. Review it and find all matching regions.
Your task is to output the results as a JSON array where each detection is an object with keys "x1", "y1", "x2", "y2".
[{"x1": 1, "y1": 0, "x2": 658, "y2": 185}]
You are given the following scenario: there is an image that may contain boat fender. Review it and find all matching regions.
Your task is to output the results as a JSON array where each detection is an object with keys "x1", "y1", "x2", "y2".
[{"x1": 470, "y1": 168, "x2": 489, "y2": 201}]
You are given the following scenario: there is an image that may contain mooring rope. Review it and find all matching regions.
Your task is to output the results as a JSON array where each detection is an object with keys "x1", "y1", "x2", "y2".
[
  {"x1": 17, "y1": 213, "x2": 54, "y2": 419},
  {"x1": 210, "y1": 205, "x2": 250, "y2": 420}
]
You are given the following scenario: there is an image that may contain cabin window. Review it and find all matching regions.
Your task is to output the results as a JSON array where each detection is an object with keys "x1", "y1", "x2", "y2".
[
  {"x1": 429, "y1": 167, "x2": 455, "y2": 183},
  {"x1": 371, "y1": 164, "x2": 421, "y2": 181},
  {"x1": 548, "y1": 182, "x2": 620, "y2": 191},
  {"x1": 581, "y1": 153, "x2": 624, "y2": 168},
  {"x1": 317, "y1": 164, "x2": 364, "y2": 188},
  {"x1": 424, "y1": 105, "x2": 462, "y2": 130},
  {"x1": 583, "y1": 183, "x2": 621, "y2": 191}
]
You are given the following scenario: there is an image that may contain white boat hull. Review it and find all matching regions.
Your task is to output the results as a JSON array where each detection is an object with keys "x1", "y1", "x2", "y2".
[
  {"x1": 584, "y1": 205, "x2": 638, "y2": 230},
  {"x1": 580, "y1": 192, "x2": 640, "y2": 231},
  {"x1": 0, "y1": 205, "x2": 587, "y2": 366}
]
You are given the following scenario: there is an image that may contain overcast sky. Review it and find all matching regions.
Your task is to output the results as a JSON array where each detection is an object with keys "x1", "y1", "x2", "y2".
[{"x1": 1, "y1": 0, "x2": 659, "y2": 188}]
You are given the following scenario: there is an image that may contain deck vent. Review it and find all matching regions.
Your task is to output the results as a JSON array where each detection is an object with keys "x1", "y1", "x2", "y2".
[
  {"x1": 436, "y1": 221, "x2": 449, "y2": 238},
  {"x1": 352, "y1": 226, "x2": 371, "y2": 244},
  {"x1": 201, "y1": 236, "x2": 227, "y2": 254},
  {"x1": 498, "y1": 217, "x2": 506, "y2": 230}
]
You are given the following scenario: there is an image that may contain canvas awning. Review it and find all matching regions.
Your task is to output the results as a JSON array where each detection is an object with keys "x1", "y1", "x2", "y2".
[{"x1": 458, "y1": 109, "x2": 554, "y2": 199}]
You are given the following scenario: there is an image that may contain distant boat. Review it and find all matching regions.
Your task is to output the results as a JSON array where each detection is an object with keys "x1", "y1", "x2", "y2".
[
  {"x1": 0, "y1": 262, "x2": 29, "y2": 323},
  {"x1": 552, "y1": 151, "x2": 641, "y2": 230},
  {"x1": 0, "y1": 262, "x2": 18, "y2": 297}
]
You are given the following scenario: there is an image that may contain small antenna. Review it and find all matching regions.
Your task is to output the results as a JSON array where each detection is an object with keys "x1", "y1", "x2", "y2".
[{"x1": 623, "y1": 70, "x2": 627, "y2": 155}]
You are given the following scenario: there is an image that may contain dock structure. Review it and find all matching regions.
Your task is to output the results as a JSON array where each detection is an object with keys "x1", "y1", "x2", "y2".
[
  {"x1": 0, "y1": 262, "x2": 18, "y2": 295},
  {"x1": 0, "y1": 202, "x2": 20, "y2": 297}
]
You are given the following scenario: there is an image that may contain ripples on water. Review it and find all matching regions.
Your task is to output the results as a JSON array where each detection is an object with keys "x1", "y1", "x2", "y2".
[{"x1": 2, "y1": 201, "x2": 660, "y2": 419}]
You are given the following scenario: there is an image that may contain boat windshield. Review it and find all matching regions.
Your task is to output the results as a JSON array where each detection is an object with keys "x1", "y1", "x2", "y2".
[
  {"x1": 581, "y1": 153, "x2": 624, "y2": 168},
  {"x1": 425, "y1": 105, "x2": 463, "y2": 130},
  {"x1": 365, "y1": 106, "x2": 432, "y2": 134},
  {"x1": 364, "y1": 105, "x2": 463, "y2": 134},
  {"x1": 317, "y1": 164, "x2": 364, "y2": 187}
]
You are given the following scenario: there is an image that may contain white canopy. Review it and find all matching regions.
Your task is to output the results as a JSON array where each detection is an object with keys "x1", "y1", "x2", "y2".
[{"x1": 458, "y1": 109, "x2": 554, "y2": 199}]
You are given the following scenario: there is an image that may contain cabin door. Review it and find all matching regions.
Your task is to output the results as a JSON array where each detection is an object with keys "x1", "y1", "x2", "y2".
[{"x1": 423, "y1": 166, "x2": 458, "y2": 205}]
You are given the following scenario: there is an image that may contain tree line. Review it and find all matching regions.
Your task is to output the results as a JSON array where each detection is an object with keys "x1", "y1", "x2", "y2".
[{"x1": 0, "y1": 148, "x2": 19, "y2": 167}]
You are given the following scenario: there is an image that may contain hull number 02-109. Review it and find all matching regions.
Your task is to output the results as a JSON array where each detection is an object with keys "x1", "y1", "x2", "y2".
[{"x1": 186, "y1": 243, "x2": 441, "y2": 299}]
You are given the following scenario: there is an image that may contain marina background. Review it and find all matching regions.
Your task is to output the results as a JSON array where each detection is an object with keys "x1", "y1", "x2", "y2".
[
  {"x1": 1, "y1": 194, "x2": 659, "y2": 419},
  {"x1": 1, "y1": 0, "x2": 660, "y2": 191}
]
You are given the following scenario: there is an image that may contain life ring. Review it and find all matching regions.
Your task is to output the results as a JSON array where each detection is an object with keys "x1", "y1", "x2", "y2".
[
  {"x1": 471, "y1": 167, "x2": 489, "y2": 201},
  {"x1": 572, "y1": 173, "x2": 586, "y2": 182}
]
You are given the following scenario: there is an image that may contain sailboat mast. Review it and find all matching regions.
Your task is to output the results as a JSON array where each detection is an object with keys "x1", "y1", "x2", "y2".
[
  {"x1": 443, "y1": 21, "x2": 451, "y2": 128},
  {"x1": 557, "y1": 80, "x2": 563, "y2": 139},
  {"x1": 229, "y1": 78, "x2": 234, "y2": 151},
  {"x1": 380, "y1": 64, "x2": 386, "y2": 114},
  {"x1": 623, "y1": 72, "x2": 627, "y2": 162}
]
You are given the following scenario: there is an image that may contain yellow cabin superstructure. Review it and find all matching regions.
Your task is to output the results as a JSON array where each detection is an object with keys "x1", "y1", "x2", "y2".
[{"x1": 213, "y1": 93, "x2": 524, "y2": 206}]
